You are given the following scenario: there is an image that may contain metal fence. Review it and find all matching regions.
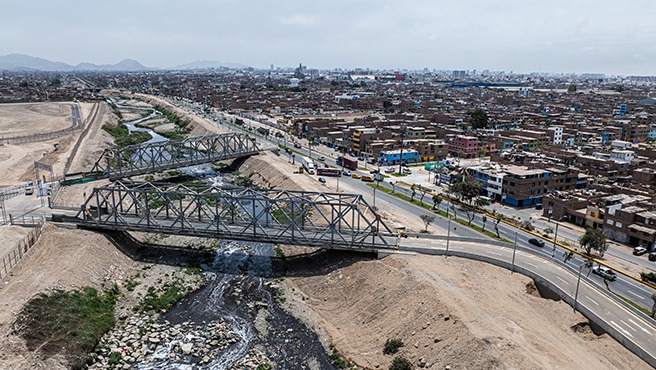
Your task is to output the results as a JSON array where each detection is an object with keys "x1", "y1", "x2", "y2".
[{"x1": 0, "y1": 216, "x2": 46, "y2": 281}]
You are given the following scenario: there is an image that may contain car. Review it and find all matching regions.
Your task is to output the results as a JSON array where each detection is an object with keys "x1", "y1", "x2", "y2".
[
  {"x1": 385, "y1": 167, "x2": 396, "y2": 173},
  {"x1": 370, "y1": 169, "x2": 379, "y2": 174},
  {"x1": 403, "y1": 168, "x2": 412, "y2": 174},
  {"x1": 293, "y1": 142, "x2": 302, "y2": 148},
  {"x1": 535, "y1": 203, "x2": 543, "y2": 210},
  {"x1": 351, "y1": 173, "x2": 361, "y2": 179},
  {"x1": 361, "y1": 175, "x2": 374, "y2": 182},
  {"x1": 592, "y1": 266, "x2": 617, "y2": 281},
  {"x1": 318, "y1": 177, "x2": 326, "y2": 183},
  {"x1": 528, "y1": 238, "x2": 545, "y2": 247},
  {"x1": 342, "y1": 170, "x2": 352, "y2": 176},
  {"x1": 633, "y1": 247, "x2": 648, "y2": 256},
  {"x1": 318, "y1": 156, "x2": 326, "y2": 161},
  {"x1": 649, "y1": 253, "x2": 656, "y2": 262}
]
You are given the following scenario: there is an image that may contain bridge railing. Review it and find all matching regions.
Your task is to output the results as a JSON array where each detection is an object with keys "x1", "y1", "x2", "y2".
[
  {"x1": 67, "y1": 181, "x2": 395, "y2": 250},
  {"x1": 82, "y1": 132, "x2": 263, "y2": 180}
]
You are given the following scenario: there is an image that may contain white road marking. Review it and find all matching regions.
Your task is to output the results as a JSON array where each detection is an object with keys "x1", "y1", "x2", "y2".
[
  {"x1": 585, "y1": 296, "x2": 599, "y2": 306},
  {"x1": 628, "y1": 319, "x2": 654, "y2": 336},
  {"x1": 627, "y1": 290, "x2": 643, "y2": 299},
  {"x1": 555, "y1": 276, "x2": 569, "y2": 285},
  {"x1": 525, "y1": 262, "x2": 538, "y2": 268},
  {"x1": 610, "y1": 321, "x2": 634, "y2": 338},
  {"x1": 620, "y1": 320, "x2": 637, "y2": 332},
  {"x1": 488, "y1": 251, "x2": 502, "y2": 256}
]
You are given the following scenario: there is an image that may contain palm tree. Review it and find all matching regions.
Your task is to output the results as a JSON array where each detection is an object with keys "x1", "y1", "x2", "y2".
[
  {"x1": 432, "y1": 194, "x2": 442, "y2": 211},
  {"x1": 482, "y1": 215, "x2": 487, "y2": 232}
]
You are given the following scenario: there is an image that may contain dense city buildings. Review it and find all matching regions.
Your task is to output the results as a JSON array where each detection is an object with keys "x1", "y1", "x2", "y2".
[{"x1": 2, "y1": 66, "x2": 656, "y2": 250}]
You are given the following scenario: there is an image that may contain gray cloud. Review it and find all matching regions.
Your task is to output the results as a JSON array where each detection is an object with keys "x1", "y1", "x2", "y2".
[{"x1": 2, "y1": 0, "x2": 655, "y2": 75}]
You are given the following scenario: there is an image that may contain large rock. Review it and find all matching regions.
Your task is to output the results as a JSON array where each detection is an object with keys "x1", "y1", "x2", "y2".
[{"x1": 181, "y1": 343, "x2": 194, "y2": 355}]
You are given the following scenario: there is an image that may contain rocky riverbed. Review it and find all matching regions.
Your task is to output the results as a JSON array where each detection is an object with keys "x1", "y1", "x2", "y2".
[{"x1": 88, "y1": 240, "x2": 337, "y2": 369}]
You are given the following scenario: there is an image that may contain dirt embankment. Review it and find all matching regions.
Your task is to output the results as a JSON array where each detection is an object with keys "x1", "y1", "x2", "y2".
[{"x1": 240, "y1": 155, "x2": 651, "y2": 370}]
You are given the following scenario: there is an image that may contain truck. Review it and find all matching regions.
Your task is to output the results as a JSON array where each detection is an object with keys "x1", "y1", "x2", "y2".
[
  {"x1": 301, "y1": 156, "x2": 315, "y2": 174},
  {"x1": 336, "y1": 156, "x2": 358, "y2": 171}
]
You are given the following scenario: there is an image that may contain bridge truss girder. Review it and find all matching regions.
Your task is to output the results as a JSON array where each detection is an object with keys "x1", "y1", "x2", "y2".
[
  {"x1": 75, "y1": 181, "x2": 395, "y2": 250},
  {"x1": 89, "y1": 133, "x2": 262, "y2": 179}
]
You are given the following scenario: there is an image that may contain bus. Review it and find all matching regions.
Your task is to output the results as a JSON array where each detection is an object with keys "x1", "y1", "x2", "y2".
[
  {"x1": 316, "y1": 167, "x2": 341, "y2": 177},
  {"x1": 301, "y1": 156, "x2": 315, "y2": 174}
]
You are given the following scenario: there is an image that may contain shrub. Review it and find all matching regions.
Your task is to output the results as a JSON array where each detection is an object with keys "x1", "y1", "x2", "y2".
[
  {"x1": 389, "y1": 356, "x2": 413, "y2": 370},
  {"x1": 383, "y1": 338, "x2": 404, "y2": 355}
]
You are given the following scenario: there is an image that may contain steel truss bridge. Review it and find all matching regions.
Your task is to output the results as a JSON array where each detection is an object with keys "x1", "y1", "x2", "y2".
[
  {"x1": 63, "y1": 133, "x2": 264, "y2": 184},
  {"x1": 64, "y1": 181, "x2": 396, "y2": 250}
]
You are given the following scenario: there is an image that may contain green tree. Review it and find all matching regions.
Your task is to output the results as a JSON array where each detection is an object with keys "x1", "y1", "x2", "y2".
[
  {"x1": 651, "y1": 293, "x2": 656, "y2": 318},
  {"x1": 419, "y1": 214, "x2": 435, "y2": 232},
  {"x1": 390, "y1": 181, "x2": 396, "y2": 194},
  {"x1": 482, "y1": 215, "x2": 488, "y2": 232},
  {"x1": 410, "y1": 185, "x2": 417, "y2": 202},
  {"x1": 469, "y1": 108, "x2": 489, "y2": 129},
  {"x1": 432, "y1": 194, "x2": 442, "y2": 211},
  {"x1": 494, "y1": 214, "x2": 504, "y2": 238},
  {"x1": 418, "y1": 186, "x2": 428, "y2": 205},
  {"x1": 579, "y1": 228, "x2": 608, "y2": 256},
  {"x1": 568, "y1": 84, "x2": 577, "y2": 93}
]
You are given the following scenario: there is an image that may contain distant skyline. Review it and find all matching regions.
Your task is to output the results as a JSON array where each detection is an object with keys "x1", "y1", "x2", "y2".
[{"x1": 3, "y1": 0, "x2": 656, "y2": 75}]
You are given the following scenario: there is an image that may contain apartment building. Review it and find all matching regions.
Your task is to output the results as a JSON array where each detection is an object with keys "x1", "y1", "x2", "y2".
[
  {"x1": 448, "y1": 135, "x2": 479, "y2": 158},
  {"x1": 604, "y1": 196, "x2": 656, "y2": 250},
  {"x1": 546, "y1": 126, "x2": 563, "y2": 144}
]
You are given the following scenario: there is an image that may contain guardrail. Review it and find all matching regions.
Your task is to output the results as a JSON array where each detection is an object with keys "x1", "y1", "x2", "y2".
[
  {"x1": 0, "y1": 216, "x2": 46, "y2": 281},
  {"x1": 400, "y1": 243, "x2": 656, "y2": 368}
]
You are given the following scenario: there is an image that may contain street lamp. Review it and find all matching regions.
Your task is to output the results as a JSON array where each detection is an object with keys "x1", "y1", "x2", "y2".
[
  {"x1": 552, "y1": 223, "x2": 559, "y2": 257},
  {"x1": 398, "y1": 127, "x2": 406, "y2": 175},
  {"x1": 573, "y1": 263, "x2": 584, "y2": 313},
  {"x1": 511, "y1": 230, "x2": 518, "y2": 273},
  {"x1": 446, "y1": 218, "x2": 451, "y2": 257}
]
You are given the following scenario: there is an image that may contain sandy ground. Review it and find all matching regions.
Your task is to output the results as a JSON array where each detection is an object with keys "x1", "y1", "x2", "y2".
[
  {"x1": 0, "y1": 102, "x2": 98, "y2": 186},
  {"x1": 0, "y1": 103, "x2": 71, "y2": 136},
  {"x1": 0, "y1": 95, "x2": 651, "y2": 369},
  {"x1": 0, "y1": 225, "x2": 33, "y2": 260}
]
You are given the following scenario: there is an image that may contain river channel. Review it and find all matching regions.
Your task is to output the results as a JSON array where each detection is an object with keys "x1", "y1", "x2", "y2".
[{"x1": 135, "y1": 165, "x2": 337, "y2": 369}]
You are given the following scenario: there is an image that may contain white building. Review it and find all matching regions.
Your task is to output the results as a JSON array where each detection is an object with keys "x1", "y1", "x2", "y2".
[{"x1": 547, "y1": 126, "x2": 563, "y2": 145}]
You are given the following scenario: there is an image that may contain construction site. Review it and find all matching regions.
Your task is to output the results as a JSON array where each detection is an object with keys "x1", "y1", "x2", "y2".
[{"x1": 0, "y1": 95, "x2": 652, "y2": 370}]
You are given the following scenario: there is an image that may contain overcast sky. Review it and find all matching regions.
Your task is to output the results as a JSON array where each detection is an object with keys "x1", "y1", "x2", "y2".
[{"x1": 2, "y1": 0, "x2": 655, "y2": 75}]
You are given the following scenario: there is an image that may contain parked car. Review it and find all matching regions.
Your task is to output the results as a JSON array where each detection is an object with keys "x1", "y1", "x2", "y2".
[
  {"x1": 351, "y1": 173, "x2": 361, "y2": 179},
  {"x1": 649, "y1": 253, "x2": 656, "y2": 262},
  {"x1": 318, "y1": 177, "x2": 326, "y2": 183},
  {"x1": 535, "y1": 203, "x2": 543, "y2": 210},
  {"x1": 592, "y1": 266, "x2": 617, "y2": 281},
  {"x1": 633, "y1": 247, "x2": 648, "y2": 256},
  {"x1": 528, "y1": 238, "x2": 545, "y2": 248},
  {"x1": 403, "y1": 168, "x2": 412, "y2": 174},
  {"x1": 385, "y1": 167, "x2": 396, "y2": 173},
  {"x1": 342, "y1": 170, "x2": 352, "y2": 176}
]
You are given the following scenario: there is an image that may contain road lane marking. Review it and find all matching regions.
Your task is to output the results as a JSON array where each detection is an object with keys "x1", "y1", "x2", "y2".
[
  {"x1": 555, "y1": 276, "x2": 569, "y2": 285},
  {"x1": 610, "y1": 321, "x2": 634, "y2": 338},
  {"x1": 488, "y1": 251, "x2": 502, "y2": 256},
  {"x1": 628, "y1": 319, "x2": 654, "y2": 336},
  {"x1": 621, "y1": 320, "x2": 637, "y2": 332},
  {"x1": 627, "y1": 290, "x2": 643, "y2": 299},
  {"x1": 585, "y1": 296, "x2": 599, "y2": 306},
  {"x1": 525, "y1": 262, "x2": 538, "y2": 268}
]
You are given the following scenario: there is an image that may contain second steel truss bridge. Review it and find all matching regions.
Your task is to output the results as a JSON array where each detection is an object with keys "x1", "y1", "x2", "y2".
[{"x1": 63, "y1": 133, "x2": 265, "y2": 184}]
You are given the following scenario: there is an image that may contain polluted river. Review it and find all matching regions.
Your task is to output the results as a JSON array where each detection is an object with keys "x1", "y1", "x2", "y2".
[{"x1": 89, "y1": 153, "x2": 339, "y2": 369}]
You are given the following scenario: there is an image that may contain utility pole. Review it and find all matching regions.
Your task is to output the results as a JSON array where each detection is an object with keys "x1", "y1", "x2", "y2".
[
  {"x1": 446, "y1": 218, "x2": 451, "y2": 257},
  {"x1": 398, "y1": 124, "x2": 406, "y2": 175},
  {"x1": 552, "y1": 223, "x2": 559, "y2": 257},
  {"x1": 511, "y1": 230, "x2": 518, "y2": 273},
  {"x1": 573, "y1": 264, "x2": 584, "y2": 312}
]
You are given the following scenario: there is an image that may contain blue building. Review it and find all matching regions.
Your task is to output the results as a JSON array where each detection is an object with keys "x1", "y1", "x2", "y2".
[{"x1": 379, "y1": 149, "x2": 419, "y2": 165}]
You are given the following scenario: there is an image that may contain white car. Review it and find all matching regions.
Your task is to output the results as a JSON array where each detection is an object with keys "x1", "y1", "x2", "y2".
[
  {"x1": 633, "y1": 247, "x2": 648, "y2": 256},
  {"x1": 592, "y1": 266, "x2": 617, "y2": 281}
]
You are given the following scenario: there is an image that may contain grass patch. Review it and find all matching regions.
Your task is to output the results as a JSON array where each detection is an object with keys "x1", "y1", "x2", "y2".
[
  {"x1": 368, "y1": 184, "x2": 511, "y2": 242},
  {"x1": 614, "y1": 292, "x2": 651, "y2": 316},
  {"x1": 329, "y1": 345, "x2": 348, "y2": 369},
  {"x1": 139, "y1": 278, "x2": 192, "y2": 313},
  {"x1": 102, "y1": 123, "x2": 152, "y2": 147},
  {"x1": 13, "y1": 285, "x2": 120, "y2": 369}
]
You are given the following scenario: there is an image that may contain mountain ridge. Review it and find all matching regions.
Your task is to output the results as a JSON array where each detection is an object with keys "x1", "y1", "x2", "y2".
[{"x1": 0, "y1": 54, "x2": 250, "y2": 71}]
